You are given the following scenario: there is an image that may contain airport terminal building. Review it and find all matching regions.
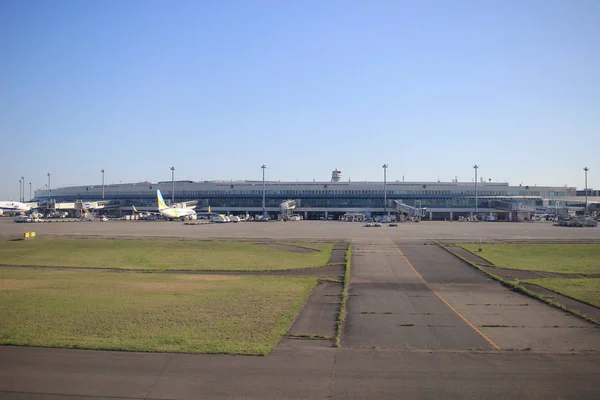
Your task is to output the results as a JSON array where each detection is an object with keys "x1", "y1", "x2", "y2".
[{"x1": 33, "y1": 170, "x2": 597, "y2": 221}]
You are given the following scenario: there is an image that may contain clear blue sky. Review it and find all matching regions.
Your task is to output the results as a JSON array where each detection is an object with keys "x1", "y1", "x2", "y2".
[{"x1": 1, "y1": 0, "x2": 598, "y2": 200}]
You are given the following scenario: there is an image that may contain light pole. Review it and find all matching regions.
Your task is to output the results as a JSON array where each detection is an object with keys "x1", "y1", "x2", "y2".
[
  {"x1": 29, "y1": 182, "x2": 32, "y2": 202},
  {"x1": 101, "y1": 169, "x2": 105, "y2": 200},
  {"x1": 47, "y1": 173, "x2": 51, "y2": 201},
  {"x1": 261, "y1": 164, "x2": 267, "y2": 218},
  {"x1": 584, "y1": 167, "x2": 589, "y2": 215},
  {"x1": 170, "y1": 166, "x2": 175, "y2": 205},
  {"x1": 473, "y1": 165, "x2": 479, "y2": 219},
  {"x1": 21, "y1": 176, "x2": 24, "y2": 202},
  {"x1": 19, "y1": 179, "x2": 22, "y2": 202},
  {"x1": 382, "y1": 164, "x2": 388, "y2": 219}
]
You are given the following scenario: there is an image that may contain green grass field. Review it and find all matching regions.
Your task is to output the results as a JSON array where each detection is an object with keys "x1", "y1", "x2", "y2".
[
  {"x1": 0, "y1": 238, "x2": 333, "y2": 271},
  {"x1": 459, "y1": 244, "x2": 600, "y2": 274},
  {"x1": 523, "y1": 278, "x2": 600, "y2": 308},
  {"x1": 0, "y1": 269, "x2": 316, "y2": 355}
]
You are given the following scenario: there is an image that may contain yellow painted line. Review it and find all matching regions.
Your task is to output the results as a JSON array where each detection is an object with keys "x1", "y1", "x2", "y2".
[
  {"x1": 392, "y1": 243, "x2": 501, "y2": 350},
  {"x1": 432, "y1": 290, "x2": 500, "y2": 350}
]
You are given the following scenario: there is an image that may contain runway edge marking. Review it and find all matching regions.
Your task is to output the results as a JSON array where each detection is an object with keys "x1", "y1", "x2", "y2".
[{"x1": 392, "y1": 243, "x2": 501, "y2": 351}]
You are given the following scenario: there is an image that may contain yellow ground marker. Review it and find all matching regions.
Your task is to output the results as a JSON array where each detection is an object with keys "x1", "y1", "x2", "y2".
[{"x1": 392, "y1": 243, "x2": 501, "y2": 350}]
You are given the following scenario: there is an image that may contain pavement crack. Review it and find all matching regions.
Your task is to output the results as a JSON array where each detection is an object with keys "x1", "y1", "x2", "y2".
[
  {"x1": 285, "y1": 334, "x2": 335, "y2": 341},
  {"x1": 143, "y1": 354, "x2": 172, "y2": 399},
  {"x1": 327, "y1": 351, "x2": 338, "y2": 399}
]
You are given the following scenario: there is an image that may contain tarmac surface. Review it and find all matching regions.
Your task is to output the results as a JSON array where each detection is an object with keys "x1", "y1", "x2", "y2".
[
  {"x1": 2, "y1": 217, "x2": 600, "y2": 241},
  {"x1": 444, "y1": 245, "x2": 600, "y2": 321},
  {"x1": 345, "y1": 238, "x2": 599, "y2": 352},
  {"x1": 1, "y1": 218, "x2": 599, "y2": 399}
]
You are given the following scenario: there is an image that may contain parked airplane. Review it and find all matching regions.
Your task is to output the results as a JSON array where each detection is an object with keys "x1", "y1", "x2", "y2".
[
  {"x1": 156, "y1": 190, "x2": 197, "y2": 221},
  {"x1": 0, "y1": 201, "x2": 31, "y2": 216}
]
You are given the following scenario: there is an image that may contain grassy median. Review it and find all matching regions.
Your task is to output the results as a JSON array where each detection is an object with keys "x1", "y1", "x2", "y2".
[
  {"x1": 0, "y1": 269, "x2": 316, "y2": 355},
  {"x1": 523, "y1": 278, "x2": 600, "y2": 308},
  {"x1": 459, "y1": 244, "x2": 600, "y2": 274},
  {"x1": 458, "y1": 243, "x2": 600, "y2": 314},
  {"x1": 0, "y1": 238, "x2": 333, "y2": 271}
]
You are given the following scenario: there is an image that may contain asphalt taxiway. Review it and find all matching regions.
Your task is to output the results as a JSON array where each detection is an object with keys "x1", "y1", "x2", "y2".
[{"x1": 0, "y1": 219, "x2": 599, "y2": 399}]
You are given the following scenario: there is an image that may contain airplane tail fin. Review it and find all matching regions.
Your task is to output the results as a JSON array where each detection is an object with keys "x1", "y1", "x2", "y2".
[
  {"x1": 132, "y1": 205, "x2": 139, "y2": 213},
  {"x1": 157, "y1": 190, "x2": 168, "y2": 210}
]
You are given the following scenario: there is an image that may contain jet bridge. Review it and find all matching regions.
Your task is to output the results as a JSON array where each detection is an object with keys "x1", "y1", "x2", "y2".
[
  {"x1": 279, "y1": 199, "x2": 297, "y2": 221},
  {"x1": 48, "y1": 201, "x2": 76, "y2": 210},
  {"x1": 393, "y1": 200, "x2": 426, "y2": 219},
  {"x1": 75, "y1": 200, "x2": 121, "y2": 210},
  {"x1": 172, "y1": 200, "x2": 198, "y2": 209}
]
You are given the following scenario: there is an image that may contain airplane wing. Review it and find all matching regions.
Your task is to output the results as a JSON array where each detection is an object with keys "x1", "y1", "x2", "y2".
[{"x1": 132, "y1": 205, "x2": 161, "y2": 215}]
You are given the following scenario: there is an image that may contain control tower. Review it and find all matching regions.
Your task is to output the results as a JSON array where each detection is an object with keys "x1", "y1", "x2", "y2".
[{"x1": 331, "y1": 169, "x2": 342, "y2": 182}]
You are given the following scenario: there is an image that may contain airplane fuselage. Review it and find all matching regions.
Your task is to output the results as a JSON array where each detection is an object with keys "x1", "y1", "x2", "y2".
[
  {"x1": 159, "y1": 207, "x2": 197, "y2": 220},
  {"x1": 0, "y1": 201, "x2": 31, "y2": 215}
]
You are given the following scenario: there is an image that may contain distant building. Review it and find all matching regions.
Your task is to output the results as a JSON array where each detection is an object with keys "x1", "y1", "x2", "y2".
[
  {"x1": 34, "y1": 177, "x2": 596, "y2": 221},
  {"x1": 577, "y1": 189, "x2": 599, "y2": 197}
]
